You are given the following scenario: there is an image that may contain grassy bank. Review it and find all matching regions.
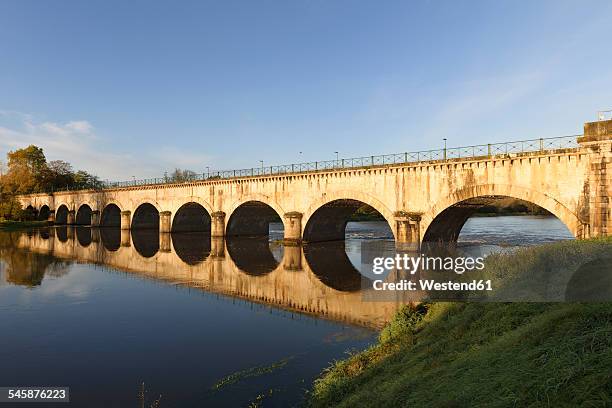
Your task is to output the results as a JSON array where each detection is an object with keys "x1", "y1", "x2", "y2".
[
  {"x1": 310, "y1": 239, "x2": 612, "y2": 407},
  {"x1": 0, "y1": 220, "x2": 48, "y2": 231}
]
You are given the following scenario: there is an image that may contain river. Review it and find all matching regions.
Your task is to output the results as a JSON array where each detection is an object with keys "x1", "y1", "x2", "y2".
[{"x1": 0, "y1": 216, "x2": 573, "y2": 407}]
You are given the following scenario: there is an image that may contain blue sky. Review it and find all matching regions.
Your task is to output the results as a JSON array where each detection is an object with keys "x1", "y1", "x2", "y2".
[{"x1": 1, "y1": 0, "x2": 611, "y2": 180}]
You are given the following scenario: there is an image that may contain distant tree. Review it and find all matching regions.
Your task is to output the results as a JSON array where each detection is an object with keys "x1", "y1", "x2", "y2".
[
  {"x1": 169, "y1": 168, "x2": 197, "y2": 182},
  {"x1": 72, "y1": 170, "x2": 103, "y2": 190},
  {"x1": 44, "y1": 160, "x2": 74, "y2": 190}
]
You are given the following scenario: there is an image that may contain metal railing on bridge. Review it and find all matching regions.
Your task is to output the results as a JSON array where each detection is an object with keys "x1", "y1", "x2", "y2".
[{"x1": 61, "y1": 134, "x2": 581, "y2": 192}]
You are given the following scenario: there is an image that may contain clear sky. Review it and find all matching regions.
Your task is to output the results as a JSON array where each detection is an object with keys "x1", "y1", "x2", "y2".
[{"x1": 1, "y1": 0, "x2": 611, "y2": 180}]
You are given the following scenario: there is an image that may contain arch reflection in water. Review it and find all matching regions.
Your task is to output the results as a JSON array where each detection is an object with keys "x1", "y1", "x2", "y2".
[
  {"x1": 303, "y1": 241, "x2": 369, "y2": 292},
  {"x1": 131, "y1": 229, "x2": 159, "y2": 258},
  {"x1": 39, "y1": 227, "x2": 51, "y2": 240},
  {"x1": 171, "y1": 232, "x2": 211, "y2": 265},
  {"x1": 101, "y1": 228, "x2": 121, "y2": 251},
  {"x1": 76, "y1": 227, "x2": 92, "y2": 247},
  {"x1": 226, "y1": 236, "x2": 282, "y2": 276},
  {"x1": 12, "y1": 229, "x2": 400, "y2": 328},
  {"x1": 56, "y1": 226, "x2": 69, "y2": 242}
]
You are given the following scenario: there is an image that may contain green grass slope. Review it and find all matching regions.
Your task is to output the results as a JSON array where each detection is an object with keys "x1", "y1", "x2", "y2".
[
  {"x1": 310, "y1": 239, "x2": 612, "y2": 407},
  {"x1": 310, "y1": 302, "x2": 612, "y2": 407}
]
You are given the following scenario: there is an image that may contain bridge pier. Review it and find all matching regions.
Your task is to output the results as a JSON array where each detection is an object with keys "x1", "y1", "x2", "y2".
[
  {"x1": 121, "y1": 229, "x2": 131, "y2": 247},
  {"x1": 91, "y1": 228, "x2": 100, "y2": 243},
  {"x1": 282, "y1": 245, "x2": 303, "y2": 271},
  {"x1": 160, "y1": 232, "x2": 171, "y2": 252},
  {"x1": 211, "y1": 236, "x2": 225, "y2": 258},
  {"x1": 211, "y1": 211, "x2": 226, "y2": 237},
  {"x1": 160, "y1": 211, "x2": 172, "y2": 233},
  {"x1": 91, "y1": 210, "x2": 100, "y2": 227},
  {"x1": 394, "y1": 211, "x2": 422, "y2": 250},
  {"x1": 67, "y1": 210, "x2": 75, "y2": 225},
  {"x1": 579, "y1": 119, "x2": 612, "y2": 237},
  {"x1": 120, "y1": 211, "x2": 131, "y2": 230},
  {"x1": 283, "y1": 212, "x2": 302, "y2": 244},
  {"x1": 47, "y1": 210, "x2": 55, "y2": 225}
]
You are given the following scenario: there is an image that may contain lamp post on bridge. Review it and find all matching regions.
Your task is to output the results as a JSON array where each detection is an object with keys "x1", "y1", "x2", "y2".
[
  {"x1": 443, "y1": 138, "x2": 447, "y2": 161},
  {"x1": 259, "y1": 160, "x2": 264, "y2": 175}
]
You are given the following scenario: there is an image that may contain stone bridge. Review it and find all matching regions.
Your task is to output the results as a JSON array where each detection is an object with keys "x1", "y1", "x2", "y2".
[{"x1": 17, "y1": 119, "x2": 612, "y2": 245}]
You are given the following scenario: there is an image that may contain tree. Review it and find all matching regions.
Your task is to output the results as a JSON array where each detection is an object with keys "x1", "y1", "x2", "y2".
[
  {"x1": 44, "y1": 160, "x2": 74, "y2": 190},
  {"x1": 0, "y1": 145, "x2": 108, "y2": 220},
  {"x1": 72, "y1": 170, "x2": 102, "y2": 190},
  {"x1": 169, "y1": 168, "x2": 197, "y2": 182},
  {"x1": 0, "y1": 190, "x2": 25, "y2": 220},
  {"x1": 3, "y1": 145, "x2": 48, "y2": 194}
]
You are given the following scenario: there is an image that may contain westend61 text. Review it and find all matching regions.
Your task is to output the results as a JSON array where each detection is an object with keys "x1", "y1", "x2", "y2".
[{"x1": 372, "y1": 279, "x2": 493, "y2": 291}]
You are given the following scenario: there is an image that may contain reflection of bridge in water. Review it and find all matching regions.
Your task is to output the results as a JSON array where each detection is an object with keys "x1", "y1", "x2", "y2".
[{"x1": 16, "y1": 227, "x2": 404, "y2": 328}]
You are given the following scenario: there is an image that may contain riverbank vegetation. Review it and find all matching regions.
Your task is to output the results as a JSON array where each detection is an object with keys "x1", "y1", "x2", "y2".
[
  {"x1": 472, "y1": 197, "x2": 552, "y2": 216},
  {"x1": 0, "y1": 220, "x2": 48, "y2": 231},
  {"x1": 309, "y1": 238, "x2": 612, "y2": 407}
]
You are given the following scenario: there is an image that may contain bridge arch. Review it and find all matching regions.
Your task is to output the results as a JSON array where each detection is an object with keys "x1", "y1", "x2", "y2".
[
  {"x1": 131, "y1": 202, "x2": 160, "y2": 230},
  {"x1": 302, "y1": 191, "x2": 396, "y2": 242},
  {"x1": 25, "y1": 205, "x2": 37, "y2": 220},
  {"x1": 38, "y1": 205, "x2": 50, "y2": 221},
  {"x1": 171, "y1": 202, "x2": 211, "y2": 233},
  {"x1": 76, "y1": 203, "x2": 93, "y2": 225},
  {"x1": 226, "y1": 196, "x2": 285, "y2": 237},
  {"x1": 167, "y1": 196, "x2": 213, "y2": 221},
  {"x1": 421, "y1": 184, "x2": 582, "y2": 243},
  {"x1": 100, "y1": 203, "x2": 122, "y2": 227},
  {"x1": 55, "y1": 204, "x2": 70, "y2": 225}
]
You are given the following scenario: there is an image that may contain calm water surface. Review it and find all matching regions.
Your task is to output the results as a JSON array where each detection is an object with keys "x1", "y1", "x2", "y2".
[{"x1": 0, "y1": 216, "x2": 573, "y2": 407}]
